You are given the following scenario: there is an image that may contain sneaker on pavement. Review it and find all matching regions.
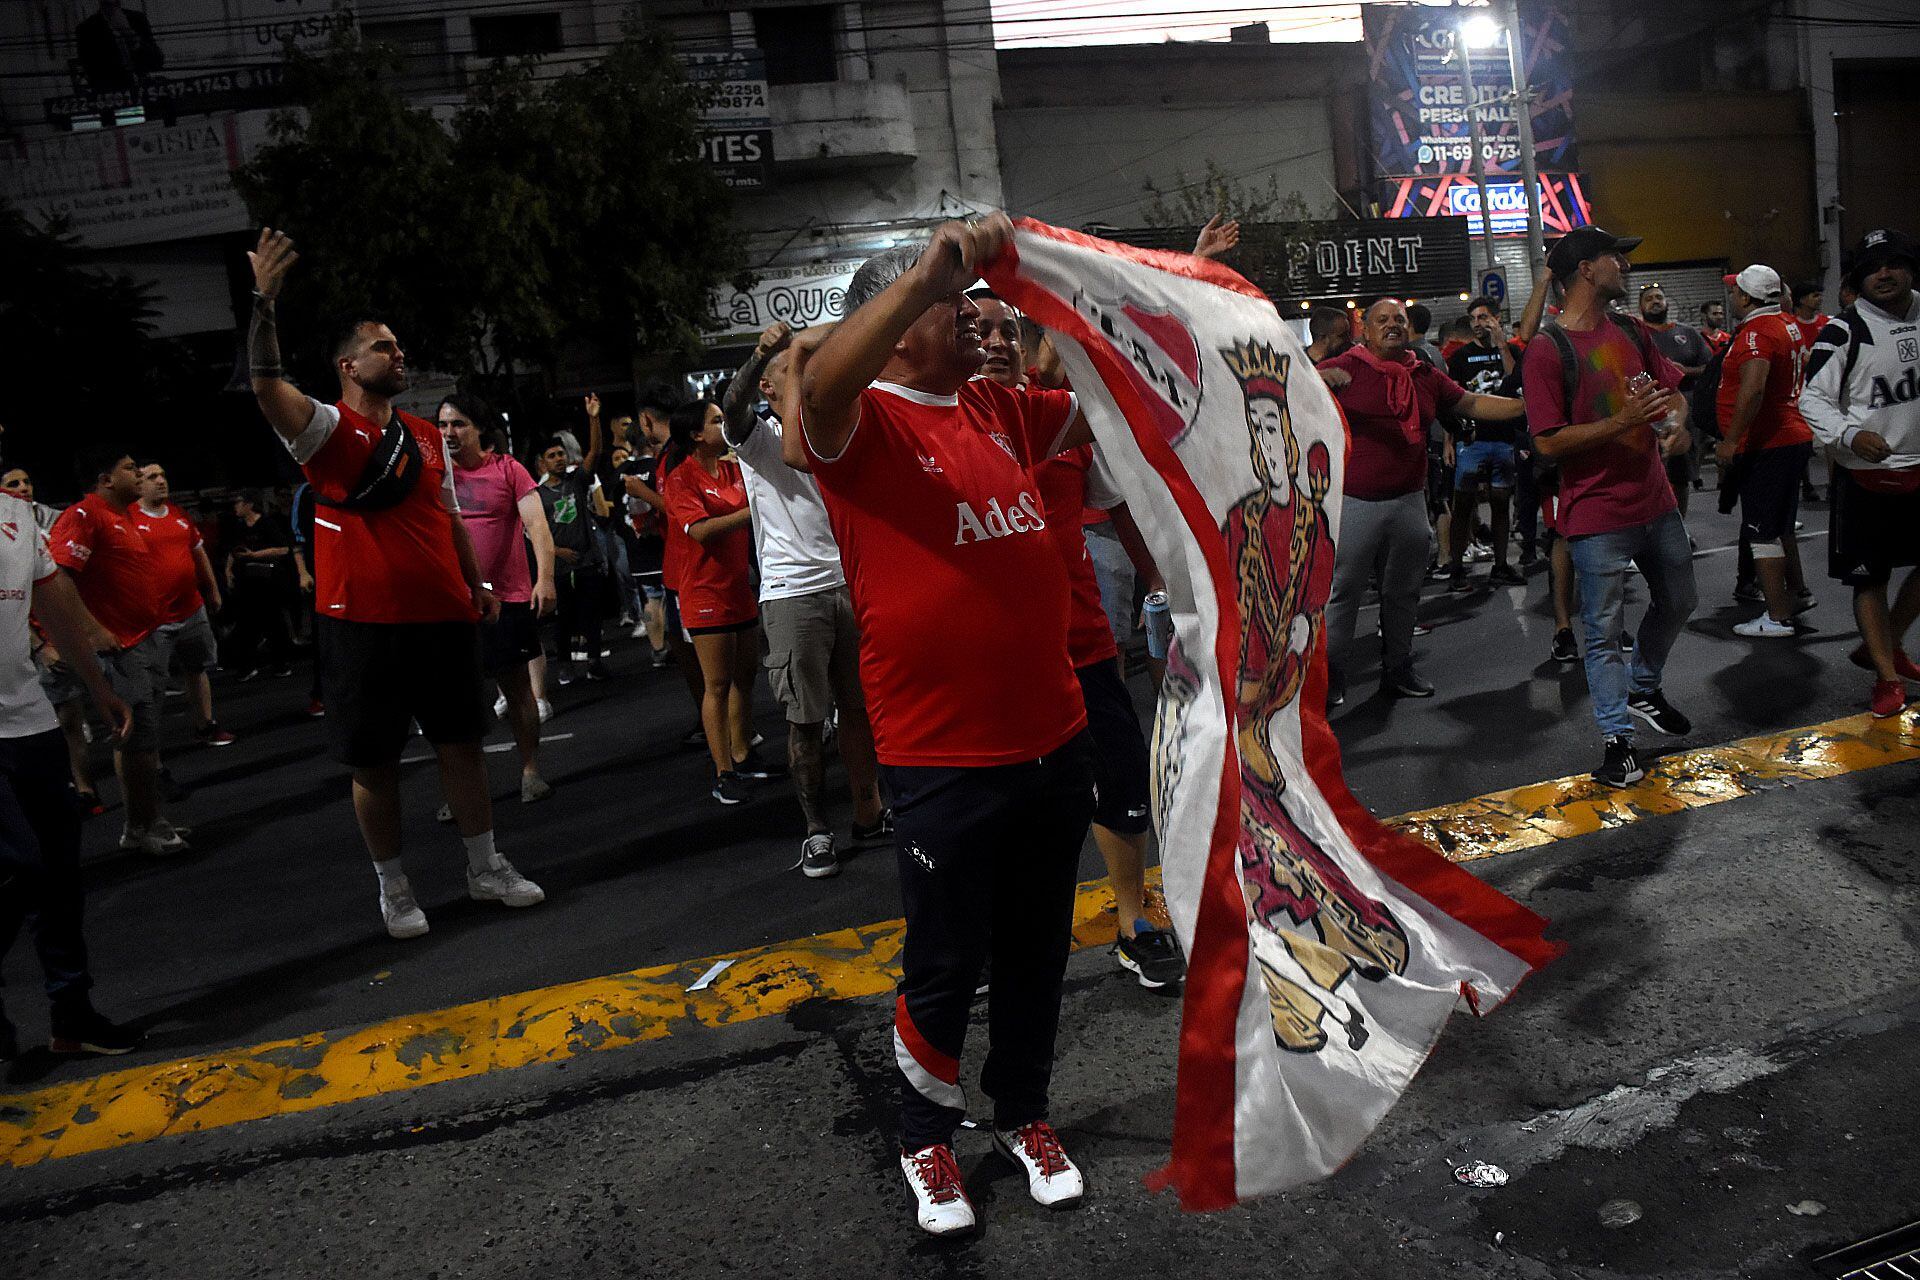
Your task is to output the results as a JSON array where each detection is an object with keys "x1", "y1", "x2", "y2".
[
  {"x1": 493, "y1": 693, "x2": 509, "y2": 718},
  {"x1": 584, "y1": 661, "x2": 612, "y2": 682},
  {"x1": 733, "y1": 746, "x2": 788, "y2": 780},
  {"x1": 1626, "y1": 690, "x2": 1691, "y2": 736},
  {"x1": 1550, "y1": 627, "x2": 1578, "y2": 664},
  {"x1": 569, "y1": 650, "x2": 589, "y2": 663},
  {"x1": 900, "y1": 1144, "x2": 976, "y2": 1236},
  {"x1": 1114, "y1": 922, "x2": 1185, "y2": 988},
  {"x1": 520, "y1": 774, "x2": 553, "y2": 804},
  {"x1": 680, "y1": 723, "x2": 708, "y2": 750},
  {"x1": 1734, "y1": 614, "x2": 1796, "y2": 639},
  {"x1": 1384, "y1": 667, "x2": 1435, "y2": 699},
  {"x1": 468, "y1": 858, "x2": 545, "y2": 907},
  {"x1": 1447, "y1": 568, "x2": 1472, "y2": 593},
  {"x1": 381, "y1": 879, "x2": 429, "y2": 939},
  {"x1": 1733, "y1": 580, "x2": 1764, "y2": 604},
  {"x1": 48, "y1": 1006, "x2": 142, "y2": 1056},
  {"x1": 194, "y1": 722, "x2": 237, "y2": 747},
  {"x1": 537, "y1": 698, "x2": 553, "y2": 724},
  {"x1": 119, "y1": 824, "x2": 189, "y2": 857},
  {"x1": 630, "y1": 622, "x2": 649, "y2": 641},
  {"x1": 1488, "y1": 563, "x2": 1526, "y2": 587},
  {"x1": 1850, "y1": 644, "x2": 1920, "y2": 682},
  {"x1": 649, "y1": 647, "x2": 670, "y2": 669},
  {"x1": 711, "y1": 771, "x2": 750, "y2": 805},
  {"x1": 993, "y1": 1120, "x2": 1084, "y2": 1209},
  {"x1": 554, "y1": 665, "x2": 575, "y2": 687},
  {"x1": 305, "y1": 698, "x2": 326, "y2": 718},
  {"x1": 851, "y1": 809, "x2": 895, "y2": 845},
  {"x1": 1428, "y1": 562, "x2": 1453, "y2": 582},
  {"x1": 435, "y1": 802, "x2": 454, "y2": 823},
  {"x1": 799, "y1": 832, "x2": 839, "y2": 879},
  {"x1": 1594, "y1": 736, "x2": 1644, "y2": 789},
  {"x1": 1791, "y1": 591, "x2": 1818, "y2": 617},
  {"x1": 1871, "y1": 678, "x2": 1909, "y2": 719}
]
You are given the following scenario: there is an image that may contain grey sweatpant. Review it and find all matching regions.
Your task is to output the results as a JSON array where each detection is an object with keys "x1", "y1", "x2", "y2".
[{"x1": 1324, "y1": 490, "x2": 1432, "y2": 688}]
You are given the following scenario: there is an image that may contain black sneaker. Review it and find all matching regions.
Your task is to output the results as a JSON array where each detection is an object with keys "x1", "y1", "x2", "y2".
[
  {"x1": 1518, "y1": 546, "x2": 1539, "y2": 567},
  {"x1": 1550, "y1": 627, "x2": 1578, "y2": 664},
  {"x1": 711, "y1": 772, "x2": 750, "y2": 805},
  {"x1": 680, "y1": 723, "x2": 708, "y2": 749},
  {"x1": 1790, "y1": 590, "x2": 1818, "y2": 617},
  {"x1": 1619, "y1": 632, "x2": 1635, "y2": 654},
  {"x1": 799, "y1": 832, "x2": 839, "y2": 879},
  {"x1": 1488, "y1": 563, "x2": 1526, "y2": 587},
  {"x1": 1627, "y1": 690, "x2": 1691, "y2": 736},
  {"x1": 1448, "y1": 568, "x2": 1473, "y2": 594},
  {"x1": 734, "y1": 747, "x2": 787, "y2": 780},
  {"x1": 1733, "y1": 580, "x2": 1764, "y2": 604},
  {"x1": 49, "y1": 1006, "x2": 141, "y2": 1056},
  {"x1": 851, "y1": 809, "x2": 895, "y2": 845},
  {"x1": 554, "y1": 664, "x2": 576, "y2": 687},
  {"x1": 1384, "y1": 667, "x2": 1435, "y2": 698},
  {"x1": 1594, "y1": 737, "x2": 1644, "y2": 789},
  {"x1": 1115, "y1": 923, "x2": 1186, "y2": 989},
  {"x1": 584, "y1": 662, "x2": 612, "y2": 682}
]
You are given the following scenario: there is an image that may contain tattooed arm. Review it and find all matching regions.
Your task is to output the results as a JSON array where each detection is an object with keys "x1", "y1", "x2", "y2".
[
  {"x1": 246, "y1": 228, "x2": 313, "y2": 441},
  {"x1": 722, "y1": 321, "x2": 791, "y2": 448}
]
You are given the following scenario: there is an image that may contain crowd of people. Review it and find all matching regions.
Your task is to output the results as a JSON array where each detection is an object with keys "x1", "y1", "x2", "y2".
[{"x1": 2, "y1": 212, "x2": 1915, "y2": 1237}]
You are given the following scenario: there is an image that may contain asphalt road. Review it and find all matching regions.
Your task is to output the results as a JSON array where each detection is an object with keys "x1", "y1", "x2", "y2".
[{"x1": 4, "y1": 494, "x2": 1916, "y2": 1277}]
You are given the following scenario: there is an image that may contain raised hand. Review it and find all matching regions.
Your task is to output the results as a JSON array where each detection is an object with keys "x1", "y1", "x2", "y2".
[
  {"x1": 248, "y1": 227, "x2": 298, "y2": 299},
  {"x1": 914, "y1": 212, "x2": 1014, "y2": 298},
  {"x1": 1194, "y1": 214, "x2": 1241, "y2": 261},
  {"x1": 756, "y1": 321, "x2": 794, "y2": 357},
  {"x1": 584, "y1": 392, "x2": 601, "y2": 420}
]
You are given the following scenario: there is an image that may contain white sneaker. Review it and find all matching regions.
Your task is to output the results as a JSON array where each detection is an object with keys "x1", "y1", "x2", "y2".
[
  {"x1": 435, "y1": 803, "x2": 453, "y2": 824},
  {"x1": 900, "y1": 1144, "x2": 976, "y2": 1236},
  {"x1": 493, "y1": 693, "x2": 509, "y2": 718},
  {"x1": 468, "y1": 857, "x2": 545, "y2": 907},
  {"x1": 629, "y1": 622, "x2": 648, "y2": 641},
  {"x1": 381, "y1": 879, "x2": 429, "y2": 939},
  {"x1": 536, "y1": 698, "x2": 553, "y2": 724},
  {"x1": 119, "y1": 823, "x2": 190, "y2": 857},
  {"x1": 569, "y1": 650, "x2": 589, "y2": 662},
  {"x1": 146, "y1": 818, "x2": 192, "y2": 854},
  {"x1": 1734, "y1": 614, "x2": 1795, "y2": 639},
  {"x1": 993, "y1": 1121, "x2": 1084, "y2": 1208}
]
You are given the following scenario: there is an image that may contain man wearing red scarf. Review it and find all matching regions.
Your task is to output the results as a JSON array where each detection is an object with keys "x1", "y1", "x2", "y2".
[{"x1": 1317, "y1": 299, "x2": 1523, "y2": 701}]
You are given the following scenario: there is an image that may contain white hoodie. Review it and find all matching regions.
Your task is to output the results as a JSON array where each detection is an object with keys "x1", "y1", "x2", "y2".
[{"x1": 1799, "y1": 289, "x2": 1920, "y2": 472}]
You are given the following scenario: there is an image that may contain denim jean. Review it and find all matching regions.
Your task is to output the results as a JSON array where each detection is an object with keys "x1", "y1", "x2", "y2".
[
  {"x1": 1085, "y1": 521, "x2": 1135, "y2": 653},
  {"x1": 1566, "y1": 510, "x2": 1698, "y2": 741}
]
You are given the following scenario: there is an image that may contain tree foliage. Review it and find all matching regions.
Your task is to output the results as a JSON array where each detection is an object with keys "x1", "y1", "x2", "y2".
[
  {"x1": 0, "y1": 201, "x2": 171, "y2": 494},
  {"x1": 233, "y1": 16, "x2": 737, "y2": 395}
]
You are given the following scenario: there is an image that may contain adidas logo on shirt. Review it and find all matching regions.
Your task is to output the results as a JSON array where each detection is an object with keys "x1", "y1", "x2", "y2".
[
  {"x1": 952, "y1": 493, "x2": 1047, "y2": 546},
  {"x1": 1868, "y1": 366, "x2": 1920, "y2": 409}
]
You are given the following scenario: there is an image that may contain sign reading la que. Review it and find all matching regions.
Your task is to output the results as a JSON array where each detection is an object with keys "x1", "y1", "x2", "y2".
[{"x1": 704, "y1": 259, "x2": 862, "y2": 344}]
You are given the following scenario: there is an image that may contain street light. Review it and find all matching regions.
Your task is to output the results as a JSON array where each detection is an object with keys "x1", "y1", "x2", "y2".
[
  {"x1": 1452, "y1": 3, "x2": 1499, "y2": 286},
  {"x1": 1494, "y1": 0, "x2": 1548, "y2": 279},
  {"x1": 1462, "y1": 14, "x2": 1499, "y2": 48}
]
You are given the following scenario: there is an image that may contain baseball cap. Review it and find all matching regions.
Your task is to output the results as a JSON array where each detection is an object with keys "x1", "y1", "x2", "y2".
[
  {"x1": 1845, "y1": 228, "x2": 1917, "y2": 286},
  {"x1": 1546, "y1": 226, "x2": 1643, "y2": 280},
  {"x1": 1723, "y1": 265, "x2": 1782, "y2": 302}
]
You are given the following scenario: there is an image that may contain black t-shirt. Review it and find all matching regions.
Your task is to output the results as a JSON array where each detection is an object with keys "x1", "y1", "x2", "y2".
[
  {"x1": 1446, "y1": 341, "x2": 1526, "y2": 445},
  {"x1": 619, "y1": 454, "x2": 664, "y2": 542},
  {"x1": 232, "y1": 513, "x2": 293, "y2": 580},
  {"x1": 538, "y1": 469, "x2": 600, "y2": 566}
]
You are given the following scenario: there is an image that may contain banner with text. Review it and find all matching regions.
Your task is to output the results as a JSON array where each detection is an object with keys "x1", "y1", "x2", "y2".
[
  {"x1": 683, "y1": 49, "x2": 774, "y2": 190},
  {"x1": 703, "y1": 259, "x2": 860, "y2": 344},
  {"x1": 1364, "y1": 2, "x2": 1576, "y2": 179},
  {"x1": 1381, "y1": 172, "x2": 1592, "y2": 238}
]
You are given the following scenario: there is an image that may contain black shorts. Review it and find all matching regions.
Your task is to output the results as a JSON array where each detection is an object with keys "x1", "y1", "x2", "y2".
[
  {"x1": 1830, "y1": 468, "x2": 1920, "y2": 587},
  {"x1": 1737, "y1": 442, "x2": 1812, "y2": 546},
  {"x1": 317, "y1": 618, "x2": 488, "y2": 768},
  {"x1": 481, "y1": 601, "x2": 542, "y2": 675},
  {"x1": 1076, "y1": 657, "x2": 1151, "y2": 835},
  {"x1": 629, "y1": 535, "x2": 665, "y2": 581}
]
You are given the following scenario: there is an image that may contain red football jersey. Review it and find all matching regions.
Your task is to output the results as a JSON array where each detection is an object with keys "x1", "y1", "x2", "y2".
[
  {"x1": 807, "y1": 379, "x2": 1086, "y2": 767},
  {"x1": 662, "y1": 456, "x2": 756, "y2": 629},
  {"x1": 128, "y1": 501, "x2": 205, "y2": 625},
  {"x1": 1032, "y1": 444, "x2": 1120, "y2": 669},
  {"x1": 292, "y1": 401, "x2": 476, "y2": 625},
  {"x1": 1718, "y1": 312, "x2": 1814, "y2": 453},
  {"x1": 49, "y1": 494, "x2": 165, "y2": 648}
]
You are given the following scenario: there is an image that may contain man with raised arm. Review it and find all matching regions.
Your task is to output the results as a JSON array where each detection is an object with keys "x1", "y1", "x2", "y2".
[
  {"x1": 244, "y1": 228, "x2": 544, "y2": 940},
  {"x1": 787, "y1": 213, "x2": 1096, "y2": 1237},
  {"x1": 721, "y1": 321, "x2": 885, "y2": 880}
]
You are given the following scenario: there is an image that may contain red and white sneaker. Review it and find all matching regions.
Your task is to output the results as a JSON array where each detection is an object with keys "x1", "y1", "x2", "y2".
[
  {"x1": 1851, "y1": 644, "x2": 1920, "y2": 682},
  {"x1": 900, "y1": 1143, "x2": 976, "y2": 1236},
  {"x1": 1870, "y1": 678, "x2": 1909, "y2": 719},
  {"x1": 992, "y1": 1120, "x2": 1084, "y2": 1208}
]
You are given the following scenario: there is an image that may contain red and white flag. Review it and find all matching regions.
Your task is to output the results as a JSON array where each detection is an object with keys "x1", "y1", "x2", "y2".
[{"x1": 984, "y1": 219, "x2": 1562, "y2": 1210}]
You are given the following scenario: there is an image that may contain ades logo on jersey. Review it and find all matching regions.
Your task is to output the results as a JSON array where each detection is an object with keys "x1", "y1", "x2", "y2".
[
  {"x1": 953, "y1": 492, "x2": 1047, "y2": 546},
  {"x1": 1868, "y1": 365, "x2": 1920, "y2": 409}
]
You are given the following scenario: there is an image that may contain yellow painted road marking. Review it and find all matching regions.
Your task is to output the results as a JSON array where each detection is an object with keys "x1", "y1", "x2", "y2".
[{"x1": 4, "y1": 709, "x2": 1916, "y2": 1169}]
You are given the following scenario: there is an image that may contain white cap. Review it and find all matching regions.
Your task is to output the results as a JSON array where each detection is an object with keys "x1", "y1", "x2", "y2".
[{"x1": 1728, "y1": 264, "x2": 1783, "y2": 302}]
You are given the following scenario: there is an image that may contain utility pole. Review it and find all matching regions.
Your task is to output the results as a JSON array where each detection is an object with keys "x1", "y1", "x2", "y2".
[
  {"x1": 1454, "y1": 5, "x2": 1500, "y2": 286},
  {"x1": 1496, "y1": 0, "x2": 1548, "y2": 279}
]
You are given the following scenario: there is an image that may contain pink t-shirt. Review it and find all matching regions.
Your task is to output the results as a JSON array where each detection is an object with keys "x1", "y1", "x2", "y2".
[
  {"x1": 1523, "y1": 317, "x2": 1685, "y2": 538},
  {"x1": 451, "y1": 452, "x2": 537, "y2": 604}
]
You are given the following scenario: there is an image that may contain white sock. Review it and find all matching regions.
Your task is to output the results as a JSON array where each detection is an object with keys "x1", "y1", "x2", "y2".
[
  {"x1": 462, "y1": 830, "x2": 499, "y2": 874},
  {"x1": 373, "y1": 858, "x2": 407, "y2": 893}
]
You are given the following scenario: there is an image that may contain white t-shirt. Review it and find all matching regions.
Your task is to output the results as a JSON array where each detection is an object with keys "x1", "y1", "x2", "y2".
[
  {"x1": 1, "y1": 493, "x2": 61, "y2": 739},
  {"x1": 729, "y1": 413, "x2": 846, "y2": 602}
]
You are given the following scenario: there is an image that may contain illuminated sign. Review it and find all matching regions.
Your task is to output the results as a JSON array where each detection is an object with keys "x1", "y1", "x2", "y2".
[{"x1": 1381, "y1": 173, "x2": 1594, "y2": 238}]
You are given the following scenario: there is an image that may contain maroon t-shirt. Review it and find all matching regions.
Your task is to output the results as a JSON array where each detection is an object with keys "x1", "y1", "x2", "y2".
[{"x1": 1318, "y1": 349, "x2": 1466, "y2": 500}]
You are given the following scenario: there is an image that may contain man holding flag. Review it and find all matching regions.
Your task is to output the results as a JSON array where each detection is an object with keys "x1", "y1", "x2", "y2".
[{"x1": 788, "y1": 213, "x2": 1098, "y2": 1237}]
